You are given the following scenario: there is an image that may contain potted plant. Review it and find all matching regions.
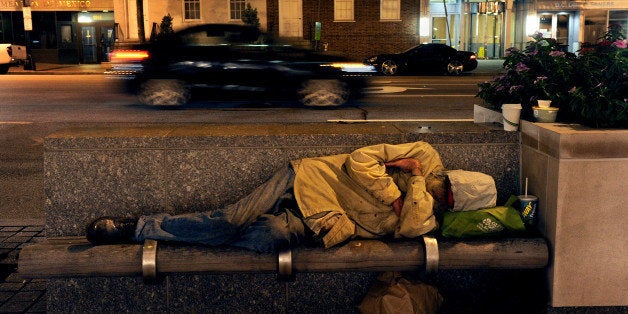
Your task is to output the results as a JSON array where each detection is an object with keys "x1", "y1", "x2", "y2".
[
  {"x1": 477, "y1": 25, "x2": 627, "y2": 128},
  {"x1": 477, "y1": 33, "x2": 575, "y2": 121},
  {"x1": 566, "y1": 24, "x2": 627, "y2": 128}
]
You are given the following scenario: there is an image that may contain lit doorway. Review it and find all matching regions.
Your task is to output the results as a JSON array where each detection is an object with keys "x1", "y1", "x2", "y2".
[
  {"x1": 539, "y1": 13, "x2": 571, "y2": 50},
  {"x1": 81, "y1": 26, "x2": 97, "y2": 63},
  {"x1": 279, "y1": 0, "x2": 303, "y2": 38},
  {"x1": 432, "y1": 15, "x2": 457, "y2": 47},
  {"x1": 468, "y1": 1, "x2": 504, "y2": 59}
]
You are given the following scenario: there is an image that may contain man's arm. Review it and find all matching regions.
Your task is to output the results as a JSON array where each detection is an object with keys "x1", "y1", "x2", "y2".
[
  {"x1": 385, "y1": 158, "x2": 423, "y2": 216},
  {"x1": 344, "y1": 142, "x2": 443, "y2": 205},
  {"x1": 345, "y1": 142, "x2": 441, "y2": 237},
  {"x1": 385, "y1": 158, "x2": 437, "y2": 236}
]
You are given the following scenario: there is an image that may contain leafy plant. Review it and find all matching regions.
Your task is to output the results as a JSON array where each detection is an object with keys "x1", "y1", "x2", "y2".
[
  {"x1": 477, "y1": 25, "x2": 627, "y2": 128},
  {"x1": 242, "y1": 3, "x2": 260, "y2": 29},
  {"x1": 477, "y1": 33, "x2": 575, "y2": 120},
  {"x1": 158, "y1": 14, "x2": 175, "y2": 40},
  {"x1": 566, "y1": 24, "x2": 627, "y2": 128}
]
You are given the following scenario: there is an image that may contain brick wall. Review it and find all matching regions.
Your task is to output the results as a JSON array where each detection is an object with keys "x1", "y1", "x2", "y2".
[{"x1": 267, "y1": 0, "x2": 420, "y2": 61}]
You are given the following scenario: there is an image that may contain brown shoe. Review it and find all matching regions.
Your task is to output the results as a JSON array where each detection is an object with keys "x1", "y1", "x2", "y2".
[{"x1": 86, "y1": 217, "x2": 138, "y2": 245}]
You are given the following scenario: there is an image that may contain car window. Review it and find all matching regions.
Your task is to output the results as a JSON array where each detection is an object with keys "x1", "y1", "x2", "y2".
[
  {"x1": 180, "y1": 32, "x2": 226, "y2": 46},
  {"x1": 179, "y1": 30, "x2": 258, "y2": 47},
  {"x1": 410, "y1": 45, "x2": 435, "y2": 56},
  {"x1": 436, "y1": 44, "x2": 456, "y2": 54}
]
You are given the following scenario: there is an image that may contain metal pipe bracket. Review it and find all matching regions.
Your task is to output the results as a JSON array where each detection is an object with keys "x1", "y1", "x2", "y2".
[
  {"x1": 277, "y1": 248, "x2": 294, "y2": 281},
  {"x1": 142, "y1": 239, "x2": 158, "y2": 282},
  {"x1": 423, "y1": 235, "x2": 439, "y2": 274}
]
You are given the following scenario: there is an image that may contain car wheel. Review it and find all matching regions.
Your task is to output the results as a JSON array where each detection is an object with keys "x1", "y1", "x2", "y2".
[
  {"x1": 380, "y1": 60, "x2": 399, "y2": 76},
  {"x1": 138, "y1": 79, "x2": 191, "y2": 107},
  {"x1": 298, "y1": 79, "x2": 349, "y2": 107},
  {"x1": 0, "y1": 65, "x2": 9, "y2": 74},
  {"x1": 446, "y1": 60, "x2": 464, "y2": 76}
]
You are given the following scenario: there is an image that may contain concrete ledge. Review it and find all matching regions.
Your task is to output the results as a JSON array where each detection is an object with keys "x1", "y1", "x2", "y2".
[{"x1": 44, "y1": 122, "x2": 520, "y2": 237}]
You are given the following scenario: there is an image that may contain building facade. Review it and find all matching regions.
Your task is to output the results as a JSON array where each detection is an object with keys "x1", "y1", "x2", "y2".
[
  {"x1": 1, "y1": 0, "x2": 626, "y2": 64},
  {"x1": 0, "y1": 0, "x2": 115, "y2": 63},
  {"x1": 426, "y1": 0, "x2": 628, "y2": 59}
]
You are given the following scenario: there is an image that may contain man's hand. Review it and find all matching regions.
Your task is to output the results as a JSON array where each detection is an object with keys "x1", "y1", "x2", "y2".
[
  {"x1": 391, "y1": 196, "x2": 404, "y2": 217},
  {"x1": 385, "y1": 158, "x2": 423, "y2": 176}
]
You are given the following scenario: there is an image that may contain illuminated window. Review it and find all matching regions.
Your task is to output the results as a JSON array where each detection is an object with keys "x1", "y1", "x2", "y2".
[
  {"x1": 184, "y1": 0, "x2": 201, "y2": 20},
  {"x1": 334, "y1": 0, "x2": 354, "y2": 21},
  {"x1": 230, "y1": 0, "x2": 246, "y2": 20},
  {"x1": 381, "y1": 0, "x2": 400, "y2": 21}
]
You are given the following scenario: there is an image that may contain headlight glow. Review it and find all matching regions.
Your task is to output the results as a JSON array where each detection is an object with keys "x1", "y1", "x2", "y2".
[{"x1": 323, "y1": 62, "x2": 377, "y2": 73}]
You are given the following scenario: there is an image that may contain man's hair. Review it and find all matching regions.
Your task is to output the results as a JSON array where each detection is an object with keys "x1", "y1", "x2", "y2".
[{"x1": 426, "y1": 172, "x2": 448, "y2": 216}]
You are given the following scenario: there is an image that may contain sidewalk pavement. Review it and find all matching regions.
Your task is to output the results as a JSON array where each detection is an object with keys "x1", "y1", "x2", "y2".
[
  {"x1": 5, "y1": 59, "x2": 506, "y2": 76},
  {"x1": 6, "y1": 62, "x2": 110, "y2": 75},
  {"x1": 0, "y1": 220, "x2": 46, "y2": 313}
]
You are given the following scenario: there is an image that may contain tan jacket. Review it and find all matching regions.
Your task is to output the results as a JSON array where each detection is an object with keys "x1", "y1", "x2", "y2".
[{"x1": 290, "y1": 142, "x2": 444, "y2": 248}]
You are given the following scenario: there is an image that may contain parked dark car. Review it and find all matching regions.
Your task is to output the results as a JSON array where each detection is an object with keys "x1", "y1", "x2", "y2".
[
  {"x1": 364, "y1": 43, "x2": 478, "y2": 76},
  {"x1": 106, "y1": 24, "x2": 375, "y2": 107}
]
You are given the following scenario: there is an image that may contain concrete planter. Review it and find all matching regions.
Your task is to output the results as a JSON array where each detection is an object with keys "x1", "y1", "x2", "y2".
[
  {"x1": 520, "y1": 120, "x2": 627, "y2": 307},
  {"x1": 473, "y1": 104, "x2": 503, "y2": 124}
]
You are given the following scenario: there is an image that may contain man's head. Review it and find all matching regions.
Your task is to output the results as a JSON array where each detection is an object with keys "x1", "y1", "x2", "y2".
[{"x1": 426, "y1": 170, "x2": 497, "y2": 214}]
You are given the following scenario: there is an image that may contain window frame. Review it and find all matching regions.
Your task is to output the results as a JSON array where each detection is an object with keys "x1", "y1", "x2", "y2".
[
  {"x1": 380, "y1": 0, "x2": 401, "y2": 21},
  {"x1": 183, "y1": 0, "x2": 201, "y2": 21},
  {"x1": 230, "y1": 0, "x2": 247, "y2": 21},
  {"x1": 334, "y1": 0, "x2": 355, "y2": 22}
]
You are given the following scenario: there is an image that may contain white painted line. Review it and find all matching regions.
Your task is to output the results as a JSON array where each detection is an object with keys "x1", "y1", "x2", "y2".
[
  {"x1": 368, "y1": 94, "x2": 475, "y2": 97},
  {"x1": 0, "y1": 121, "x2": 33, "y2": 124},
  {"x1": 328, "y1": 119, "x2": 474, "y2": 123}
]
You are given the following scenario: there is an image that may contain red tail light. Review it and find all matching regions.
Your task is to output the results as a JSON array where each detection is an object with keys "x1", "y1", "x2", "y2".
[{"x1": 110, "y1": 50, "x2": 149, "y2": 63}]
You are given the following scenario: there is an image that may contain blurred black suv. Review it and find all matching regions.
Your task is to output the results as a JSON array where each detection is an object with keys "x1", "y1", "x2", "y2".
[{"x1": 106, "y1": 24, "x2": 375, "y2": 107}]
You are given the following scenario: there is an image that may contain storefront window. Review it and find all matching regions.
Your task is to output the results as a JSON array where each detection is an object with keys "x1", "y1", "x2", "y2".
[
  {"x1": 556, "y1": 13, "x2": 569, "y2": 45},
  {"x1": 61, "y1": 25, "x2": 72, "y2": 44},
  {"x1": 537, "y1": 12, "x2": 571, "y2": 48},
  {"x1": 469, "y1": 2, "x2": 503, "y2": 59},
  {"x1": 539, "y1": 14, "x2": 552, "y2": 38},
  {"x1": 584, "y1": 10, "x2": 607, "y2": 44},
  {"x1": 432, "y1": 16, "x2": 455, "y2": 45},
  {"x1": 609, "y1": 11, "x2": 628, "y2": 32}
]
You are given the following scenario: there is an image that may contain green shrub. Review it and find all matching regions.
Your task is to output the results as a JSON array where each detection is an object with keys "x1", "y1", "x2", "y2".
[{"x1": 477, "y1": 25, "x2": 627, "y2": 128}]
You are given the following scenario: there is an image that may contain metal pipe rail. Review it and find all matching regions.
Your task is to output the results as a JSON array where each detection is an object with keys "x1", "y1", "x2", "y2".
[{"x1": 19, "y1": 236, "x2": 548, "y2": 280}]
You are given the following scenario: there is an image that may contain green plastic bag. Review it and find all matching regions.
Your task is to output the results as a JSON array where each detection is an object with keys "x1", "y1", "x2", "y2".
[{"x1": 441, "y1": 196, "x2": 526, "y2": 238}]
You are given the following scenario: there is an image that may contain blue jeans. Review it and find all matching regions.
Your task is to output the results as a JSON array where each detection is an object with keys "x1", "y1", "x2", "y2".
[{"x1": 134, "y1": 166, "x2": 306, "y2": 253}]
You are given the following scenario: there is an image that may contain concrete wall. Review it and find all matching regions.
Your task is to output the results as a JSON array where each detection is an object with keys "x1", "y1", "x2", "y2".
[
  {"x1": 267, "y1": 0, "x2": 420, "y2": 60},
  {"x1": 113, "y1": 0, "x2": 268, "y2": 42},
  {"x1": 44, "y1": 122, "x2": 520, "y2": 237},
  {"x1": 520, "y1": 120, "x2": 628, "y2": 307}
]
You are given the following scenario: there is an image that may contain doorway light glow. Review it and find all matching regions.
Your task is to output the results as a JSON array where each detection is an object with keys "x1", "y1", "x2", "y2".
[
  {"x1": 526, "y1": 14, "x2": 539, "y2": 36},
  {"x1": 420, "y1": 17, "x2": 430, "y2": 36},
  {"x1": 78, "y1": 14, "x2": 93, "y2": 23}
]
